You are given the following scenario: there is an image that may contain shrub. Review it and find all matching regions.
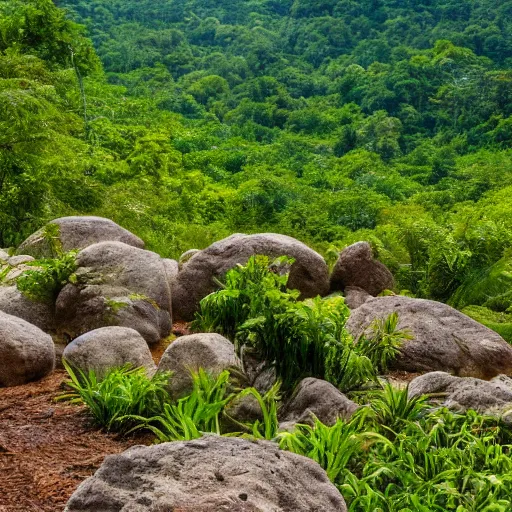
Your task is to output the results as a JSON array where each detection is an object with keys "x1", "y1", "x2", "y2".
[
  {"x1": 16, "y1": 250, "x2": 77, "y2": 302},
  {"x1": 194, "y1": 255, "x2": 407, "y2": 391}
]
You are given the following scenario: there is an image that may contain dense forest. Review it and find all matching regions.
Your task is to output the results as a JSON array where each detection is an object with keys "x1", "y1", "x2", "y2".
[{"x1": 1, "y1": 0, "x2": 512, "y2": 332}]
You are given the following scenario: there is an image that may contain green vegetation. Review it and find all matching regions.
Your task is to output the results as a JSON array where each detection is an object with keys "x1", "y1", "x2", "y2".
[
  {"x1": 0, "y1": 0, "x2": 510, "y2": 324},
  {"x1": 16, "y1": 251, "x2": 78, "y2": 302},
  {"x1": 59, "y1": 362, "x2": 171, "y2": 433},
  {"x1": 194, "y1": 256, "x2": 406, "y2": 390},
  {"x1": 280, "y1": 401, "x2": 512, "y2": 511},
  {"x1": 62, "y1": 360, "x2": 512, "y2": 510}
]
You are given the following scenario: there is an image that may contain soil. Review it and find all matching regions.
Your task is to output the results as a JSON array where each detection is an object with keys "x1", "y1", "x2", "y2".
[{"x1": 0, "y1": 322, "x2": 192, "y2": 512}]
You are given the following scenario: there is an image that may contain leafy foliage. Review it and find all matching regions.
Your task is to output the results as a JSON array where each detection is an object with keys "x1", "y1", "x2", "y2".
[
  {"x1": 195, "y1": 256, "x2": 407, "y2": 391},
  {"x1": 59, "y1": 362, "x2": 171, "y2": 434},
  {"x1": 16, "y1": 251, "x2": 77, "y2": 302},
  {"x1": 279, "y1": 389, "x2": 512, "y2": 511}
]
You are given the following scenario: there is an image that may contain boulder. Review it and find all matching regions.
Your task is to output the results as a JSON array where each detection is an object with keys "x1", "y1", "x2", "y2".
[
  {"x1": 344, "y1": 286, "x2": 372, "y2": 309},
  {"x1": 280, "y1": 378, "x2": 358, "y2": 428},
  {"x1": 346, "y1": 296, "x2": 512, "y2": 379},
  {"x1": 0, "y1": 286, "x2": 55, "y2": 332},
  {"x1": 63, "y1": 327, "x2": 156, "y2": 379},
  {"x1": 0, "y1": 311, "x2": 55, "y2": 387},
  {"x1": 158, "y1": 333, "x2": 240, "y2": 398},
  {"x1": 173, "y1": 233, "x2": 330, "y2": 320},
  {"x1": 162, "y1": 258, "x2": 179, "y2": 292},
  {"x1": 0, "y1": 249, "x2": 9, "y2": 262},
  {"x1": 178, "y1": 248, "x2": 200, "y2": 269},
  {"x1": 64, "y1": 436, "x2": 346, "y2": 512},
  {"x1": 409, "y1": 371, "x2": 512, "y2": 419},
  {"x1": 8, "y1": 255, "x2": 35, "y2": 266},
  {"x1": 56, "y1": 242, "x2": 172, "y2": 345},
  {"x1": 330, "y1": 242, "x2": 394, "y2": 296},
  {"x1": 17, "y1": 216, "x2": 144, "y2": 258}
]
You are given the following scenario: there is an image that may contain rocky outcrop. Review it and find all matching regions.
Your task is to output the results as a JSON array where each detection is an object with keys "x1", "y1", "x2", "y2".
[
  {"x1": 0, "y1": 311, "x2": 55, "y2": 387},
  {"x1": 56, "y1": 241, "x2": 172, "y2": 345},
  {"x1": 158, "y1": 333, "x2": 240, "y2": 398},
  {"x1": 0, "y1": 286, "x2": 55, "y2": 332},
  {"x1": 173, "y1": 233, "x2": 330, "y2": 320},
  {"x1": 346, "y1": 296, "x2": 512, "y2": 378},
  {"x1": 409, "y1": 371, "x2": 512, "y2": 419},
  {"x1": 330, "y1": 242, "x2": 394, "y2": 296},
  {"x1": 63, "y1": 327, "x2": 156, "y2": 379},
  {"x1": 64, "y1": 436, "x2": 347, "y2": 512},
  {"x1": 17, "y1": 216, "x2": 144, "y2": 258},
  {"x1": 280, "y1": 377, "x2": 358, "y2": 428}
]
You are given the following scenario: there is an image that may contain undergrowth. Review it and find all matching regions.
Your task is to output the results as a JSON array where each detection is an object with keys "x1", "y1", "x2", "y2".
[{"x1": 193, "y1": 255, "x2": 407, "y2": 391}]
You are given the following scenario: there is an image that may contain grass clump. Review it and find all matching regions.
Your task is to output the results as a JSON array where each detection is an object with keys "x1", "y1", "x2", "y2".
[
  {"x1": 59, "y1": 362, "x2": 171, "y2": 434},
  {"x1": 278, "y1": 387, "x2": 512, "y2": 511}
]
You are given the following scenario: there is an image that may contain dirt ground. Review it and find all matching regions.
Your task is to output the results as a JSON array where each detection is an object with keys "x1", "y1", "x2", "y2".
[{"x1": 0, "y1": 322, "x2": 192, "y2": 512}]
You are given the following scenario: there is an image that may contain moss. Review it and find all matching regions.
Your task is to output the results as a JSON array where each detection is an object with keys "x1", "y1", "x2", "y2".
[
  {"x1": 104, "y1": 297, "x2": 130, "y2": 314},
  {"x1": 462, "y1": 305, "x2": 512, "y2": 343},
  {"x1": 128, "y1": 293, "x2": 160, "y2": 309}
]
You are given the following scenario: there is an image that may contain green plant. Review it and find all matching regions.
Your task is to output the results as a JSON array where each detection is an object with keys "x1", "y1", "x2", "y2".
[
  {"x1": 364, "y1": 383, "x2": 430, "y2": 433},
  {"x1": 130, "y1": 369, "x2": 235, "y2": 441},
  {"x1": 230, "y1": 381, "x2": 282, "y2": 440},
  {"x1": 356, "y1": 312, "x2": 412, "y2": 373},
  {"x1": 192, "y1": 255, "x2": 296, "y2": 340},
  {"x1": 16, "y1": 250, "x2": 78, "y2": 302},
  {"x1": 59, "y1": 361, "x2": 171, "y2": 433}
]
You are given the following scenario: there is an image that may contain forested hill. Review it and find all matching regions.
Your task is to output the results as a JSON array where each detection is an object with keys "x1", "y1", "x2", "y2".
[{"x1": 1, "y1": 0, "x2": 512, "y2": 330}]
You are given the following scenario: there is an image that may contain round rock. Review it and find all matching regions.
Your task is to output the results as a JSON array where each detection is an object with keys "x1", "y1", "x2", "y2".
[
  {"x1": 56, "y1": 242, "x2": 172, "y2": 345},
  {"x1": 158, "y1": 333, "x2": 240, "y2": 398},
  {"x1": 280, "y1": 377, "x2": 358, "y2": 428},
  {"x1": 346, "y1": 296, "x2": 512, "y2": 378},
  {"x1": 64, "y1": 436, "x2": 347, "y2": 512},
  {"x1": 63, "y1": 327, "x2": 156, "y2": 379},
  {"x1": 173, "y1": 233, "x2": 330, "y2": 320},
  {"x1": 409, "y1": 371, "x2": 512, "y2": 419},
  {"x1": 330, "y1": 242, "x2": 394, "y2": 296},
  {"x1": 0, "y1": 311, "x2": 55, "y2": 387},
  {"x1": 17, "y1": 216, "x2": 144, "y2": 258},
  {"x1": 0, "y1": 286, "x2": 55, "y2": 332}
]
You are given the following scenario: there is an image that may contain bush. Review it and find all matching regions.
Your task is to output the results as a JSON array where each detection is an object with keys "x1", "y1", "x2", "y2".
[
  {"x1": 194, "y1": 255, "x2": 408, "y2": 391},
  {"x1": 16, "y1": 250, "x2": 78, "y2": 302}
]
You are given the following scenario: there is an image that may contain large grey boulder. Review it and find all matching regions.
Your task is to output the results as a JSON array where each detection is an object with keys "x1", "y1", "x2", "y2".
[
  {"x1": 64, "y1": 436, "x2": 346, "y2": 512},
  {"x1": 173, "y1": 233, "x2": 330, "y2": 320},
  {"x1": 17, "y1": 216, "x2": 144, "y2": 258},
  {"x1": 56, "y1": 242, "x2": 172, "y2": 345},
  {"x1": 0, "y1": 286, "x2": 55, "y2": 332},
  {"x1": 330, "y1": 242, "x2": 394, "y2": 296},
  {"x1": 158, "y1": 333, "x2": 240, "y2": 398},
  {"x1": 344, "y1": 286, "x2": 372, "y2": 309},
  {"x1": 0, "y1": 311, "x2": 55, "y2": 386},
  {"x1": 63, "y1": 327, "x2": 156, "y2": 379},
  {"x1": 280, "y1": 378, "x2": 358, "y2": 428},
  {"x1": 346, "y1": 296, "x2": 512, "y2": 379},
  {"x1": 162, "y1": 258, "x2": 179, "y2": 293},
  {"x1": 409, "y1": 371, "x2": 512, "y2": 419}
]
